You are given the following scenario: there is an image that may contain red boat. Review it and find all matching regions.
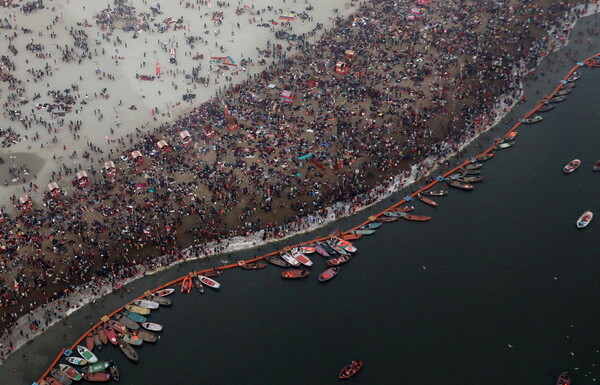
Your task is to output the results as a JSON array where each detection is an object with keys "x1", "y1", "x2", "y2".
[
  {"x1": 240, "y1": 262, "x2": 267, "y2": 270},
  {"x1": 281, "y1": 269, "x2": 310, "y2": 279},
  {"x1": 340, "y1": 233, "x2": 362, "y2": 241},
  {"x1": 556, "y1": 372, "x2": 571, "y2": 385},
  {"x1": 403, "y1": 214, "x2": 431, "y2": 222},
  {"x1": 375, "y1": 216, "x2": 399, "y2": 223},
  {"x1": 417, "y1": 194, "x2": 438, "y2": 207},
  {"x1": 103, "y1": 323, "x2": 118, "y2": 345},
  {"x1": 339, "y1": 360, "x2": 363, "y2": 379},
  {"x1": 393, "y1": 205, "x2": 414, "y2": 212},
  {"x1": 45, "y1": 377, "x2": 63, "y2": 385},
  {"x1": 107, "y1": 319, "x2": 128, "y2": 334},
  {"x1": 319, "y1": 267, "x2": 339, "y2": 282},
  {"x1": 563, "y1": 159, "x2": 581, "y2": 174},
  {"x1": 86, "y1": 332, "x2": 95, "y2": 351},
  {"x1": 203, "y1": 268, "x2": 223, "y2": 278},
  {"x1": 83, "y1": 372, "x2": 111, "y2": 382},
  {"x1": 326, "y1": 255, "x2": 351, "y2": 267}
]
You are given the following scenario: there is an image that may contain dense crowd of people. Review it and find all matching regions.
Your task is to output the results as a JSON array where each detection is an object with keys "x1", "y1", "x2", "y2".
[{"x1": 0, "y1": 0, "x2": 593, "y2": 360}]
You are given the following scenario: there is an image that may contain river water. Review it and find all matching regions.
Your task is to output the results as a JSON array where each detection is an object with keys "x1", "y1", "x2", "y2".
[{"x1": 5, "y1": 10, "x2": 600, "y2": 385}]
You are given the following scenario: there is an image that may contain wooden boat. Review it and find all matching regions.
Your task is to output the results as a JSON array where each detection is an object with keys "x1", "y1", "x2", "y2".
[
  {"x1": 50, "y1": 369, "x2": 73, "y2": 385},
  {"x1": 81, "y1": 361, "x2": 110, "y2": 373},
  {"x1": 576, "y1": 210, "x2": 593, "y2": 229},
  {"x1": 115, "y1": 313, "x2": 140, "y2": 330},
  {"x1": 502, "y1": 131, "x2": 518, "y2": 143},
  {"x1": 265, "y1": 255, "x2": 290, "y2": 267},
  {"x1": 349, "y1": 229, "x2": 375, "y2": 235},
  {"x1": 298, "y1": 246, "x2": 316, "y2": 254},
  {"x1": 280, "y1": 252, "x2": 301, "y2": 266},
  {"x1": 417, "y1": 194, "x2": 438, "y2": 207},
  {"x1": 556, "y1": 87, "x2": 572, "y2": 95},
  {"x1": 133, "y1": 299, "x2": 159, "y2": 309},
  {"x1": 92, "y1": 329, "x2": 102, "y2": 351},
  {"x1": 124, "y1": 304, "x2": 151, "y2": 315},
  {"x1": 538, "y1": 103, "x2": 555, "y2": 112},
  {"x1": 121, "y1": 333, "x2": 143, "y2": 346},
  {"x1": 564, "y1": 80, "x2": 578, "y2": 88},
  {"x1": 340, "y1": 233, "x2": 362, "y2": 240},
  {"x1": 45, "y1": 377, "x2": 65, "y2": 385},
  {"x1": 141, "y1": 322, "x2": 163, "y2": 332},
  {"x1": 336, "y1": 238, "x2": 357, "y2": 253},
  {"x1": 193, "y1": 275, "x2": 205, "y2": 293},
  {"x1": 153, "y1": 288, "x2": 175, "y2": 296},
  {"x1": 86, "y1": 332, "x2": 95, "y2": 351},
  {"x1": 97, "y1": 327, "x2": 108, "y2": 345},
  {"x1": 421, "y1": 189, "x2": 447, "y2": 196},
  {"x1": 109, "y1": 361, "x2": 120, "y2": 382},
  {"x1": 146, "y1": 293, "x2": 172, "y2": 306},
  {"x1": 593, "y1": 160, "x2": 600, "y2": 171},
  {"x1": 291, "y1": 249, "x2": 313, "y2": 266},
  {"x1": 82, "y1": 372, "x2": 111, "y2": 382},
  {"x1": 59, "y1": 364, "x2": 83, "y2": 381},
  {"x1": 556, "y1": 371, "x2": 571, "y2": 385},
  {"x1": 314, "y1": 242, "x2": 330, "y2": 257},
  {"x1": 393, "y1": 205, "x2": 414, "y2": 212},
  {"x1": 478, "y1": 152, "x2": 494, "y2": 161},
  {"x1": 77, "y1": 345, "x2": 98, "y2": 364},
  {"x1": 327, "y1": 255, "x2": 351, "y2": 267},
  {"x1": 202, "y1": 269, "x2": 223, "y2": 278},
  {"x1": 240, "y1": 261, "x2": 267, "y2": 269},
  {"x1": 374, "y1": 216, "x2": 399, "y2": 222},
  {"x1": 563, "y1": 159, "x2": 581, "y2": 174},
  {"x1": 567, "y1": 71, "x2": 580, "y2": 82},
  {"x1": 103, "y1": 323, "x2": 118, "y2": 345},
  {"x1": 549, "y1": 95, "x2": 567, "y2": 103},
  {"x1": 360, "y1": 222, "x2": 382, "y2": 230},
  {"x1": 107, "y1": 319, "x2": 129, "y2": 334},
  {"x1": 339, "y1": 360, "x2": 363, "y2": 379},
  {"x1": 199, "y1": 275, "x2": 221, "y2": 289},
  {"x1": 447, "y1": 180, "x2": 473, "y2": 190},
  {"x1": 122, "y1": 310, "x2": 147, "y2": 323},
  {"x1": 523, "y1": 115, "x2": 543, "y2": 124},
  {"x1": 136, "y1": 329, "x2": 159, "y2": 343},
  {"x1": 281, "y1": 269, "x2": 310, "y2": 279},
  {"x1": 118, "y1": 338, "x2": 139, "y2": 362},
  {"x1": 463, "y1": 163, "x2": 482, "y2": 170},
  {"x1": 456, "y1": 175, "x2": 484, "y2": 183},
  {"x1": 319, "y1": 267, "x2": 340, "y2": 282},
  {"x1": 403, "y1": 214, "x2": 431, "y2": 222},
  {"x1": 460, "y1": 168, "x2": 481, "y2": 175},
  {"x1": 318, "y1": 241, "x2": 338, "y2": 255},
  {"x1": 66, "y1": 356, "x2": 87, "y2": 366},
  {"x1": 384, "y1": 210, "x2": 407, "y2": 217},
  {"x1": 495, "y1": 141, "x2": 514, "y2": 149}
]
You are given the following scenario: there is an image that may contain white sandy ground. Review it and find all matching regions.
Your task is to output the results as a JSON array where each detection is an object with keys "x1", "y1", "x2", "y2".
[
  {"x1": 0, "y1": 0, "x2": 358, "y2": 205},
  {"x1": 0, "y1": 0, "x2": 598, "y2": 367}
]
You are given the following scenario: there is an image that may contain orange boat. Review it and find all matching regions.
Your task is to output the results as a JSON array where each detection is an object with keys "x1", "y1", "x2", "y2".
[
  {"x1": 341, "y1": 233, "x2": 362, "y2": 241},
  {"x1": 403, "y1": 214, "x2": 431, "y2": 222},
  {"x1": 417, "y1": 194, "x2": 438, "y2": 207},
  {"x1": 393, "y1": 205, "x2": 414, "y2": 212},
  {"x1": 180, "y1": 276, "x2": 192, "y2": 293},
  {"x1": 339, "y1": 360, "x2": 363, "y2": 379}
]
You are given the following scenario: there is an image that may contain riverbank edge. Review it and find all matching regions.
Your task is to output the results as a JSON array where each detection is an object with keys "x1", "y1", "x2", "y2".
[{"x1": 1, "y1": 0, "x2": 596, "y2": 366}]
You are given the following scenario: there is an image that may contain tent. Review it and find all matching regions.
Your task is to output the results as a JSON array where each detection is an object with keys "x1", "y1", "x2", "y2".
[
  {"x1": 76, "y1": 171, "x2": 89, "y2": 187},
  {"x1": 335, "y1": 61, "x2": 349, "y2": 75},
  {"x1": 344, "y1": 50, "x2": 356, "y2": 61},
  {"x1": 104, "y1": 161, "x2": 117, "y2": 177},
  {"x1": 179, "y1": 130, "x2": 192, "y2": 145},
  {"x1": 280, "y1": 90, "x2": 295, "y2": 103},
  {"x1": 156, "y1": 140, "x2": 170, "y2": 153},
  {"x1": 131, "y1": 150, "x2": 144, "y2": 164},
  {"x1": 47, "y1": 182, "x2": 61, "y2": 197},
  {"x1": 18, "y1": 195, "x2": 32, "y2": 211}
]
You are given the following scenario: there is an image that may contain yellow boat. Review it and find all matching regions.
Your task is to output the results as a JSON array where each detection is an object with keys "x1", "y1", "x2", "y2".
[{"x1": 124, "y1": 304, "x2": 151, "y2": 315}]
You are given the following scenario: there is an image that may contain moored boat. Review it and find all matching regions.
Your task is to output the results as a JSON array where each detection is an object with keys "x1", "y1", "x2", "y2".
[
  {"x1": 523, "y1": 115, "x2": 543, "y2": 124},
  {"x1": 81, "y1": 361, "x2": 110, "y2": 374},
  {"x1": 393, "y1": 205, "x2": 414, "y2": 212},
  {"x1": 136, "y1": 329, "x2": 159, "y2": 343},
  {"x1": 109, "y1": 361, "x2": 120, "y2": 382},
  {"x1": 85, "y1": 332, "x2": 95, "y2": 352},
  {"x1": 314, "y1": 242, "x2": 330, "y2": 257},
  {"x1": 50, "y1": 369, "x2": 73, "y2": 385},
  {"x1": 202, "y1": 269, "x2": 223, "y2": 278},
  {"x1": 298, "y1": 246, "x2": 316, "y2": 254},
  {"x1": 281, "y1": 269, "x2": 310, "y2": 279},
  {"x1": 403, "y1": 214, "x2": 431, "y2": 222},
  {"x1": 118, "y1": 338, "x2": 139, "y2": 362},
  {"x1": 360, "y1": 222, "x2": 382, "y2": 230},
  {"x1": 556, "y1": 371, "x2": 571, "y2": 385},
  {"x1": 97, "y1": 326, "x2": 108, "y2": 345},
  {"x1": 374, "y1": 216, "x2": 399, "y2": 222},
  {"x1": 115, "y1": 314, "x2": 140, "y2": 330},
  {"x1": 567, "y1": 71, "x2": 580, "y2": 82},
  {"x1": 478, "y1": 152, "x2": 494, "y2": 161},
  {"x1": 576, "y1": 210, "x2": 593, "y2": 229},
  {"x1": 59, "y1": 364, "x2": 83, "y2": 381},
  {"x1": 495, "y1": 141, "x2": 514, "y2": 149},
  {"x1": 538, "y1": 103, "x2": 555, "y2": 112},
  {"x1": 339, "y1": 360, "x2": 363, "y2": 379},
  {"x1": 336, "y1": 238, "x2": 357, "y2": 253},
  {"x1": 141, "y1": 322, "x2": 163, "y2": 332},
  {"x1": 76, "y1": 345, "x2": 98, "y2": 364},
  {"x1": 421, "y1": 189, "x2": 447, "y2": 196},
  {"x1": 349, "y1": 229, "x2": 376, "y2": 235},
  {"x1": 66, "y1": 356, "x2": 87, "y2": 366},
  {"x1": 265, "y1": 255, "x2": 290, "y2": 267},
  {"x1": 463, "y1": 162, "x2": 482, "y2": 170},
  {"x1": 563, "y1": 159, "x2": 581, "y2": 174},
  {"x1": 192, "y1": 274, "x2": 205, "y2": 293},
  {"x1": 340, "y1": 233, "x2": 362, "y2": 240},
  {"x1": 199, "y1": 275, "x2": 221, "y2": 289},
  {"x1": 318, "y1": 241, "x2": 338, "y2": 255},
  {"x1": 103, "y1": 323, "x2": 118, "y2": 345},
  {"x1": 121, "y1": 333, "x2": 143, "y2": 346},
  {"x1": 240, "y1": 261, "x2": 267, "y2": 270},
  {"x1": 594, "y1": 160, "x2": 600, "y2": 171},
  {"x1": 502, "y1": 131, "x2": 517, "y2": 143},
  {"x1": 153, "y1": 288, "x2": 175, "y2": 297},
  {"x1": 549, "y1": 95, "x2": 567, "y2": 103},
  {"x1": 327, "y1": 255, "x2": 351, "y2": 267},
  {"x1": 447, "y1": 180, "x2": 474, "y2": 190},
  {"x1": 146, "y1": 293, "x2": 172, "y2": 306},
  {"x1": 45, "y1": 376, "x2": 64, "y2": 385},
  {"x1": 556, "y1": 87, "x2": 573, "y2": 95},
  {"x1": 92, "y1": 329, "x2": 102, "y2": 351},
  {"x1": 319, "y1": 267, "x2": 340, "y2": 282},
  {"x1": 125, "y1": 304, "x2": 151, "y2": 315},
  {"x1": 82, "y1": 372, "x2": 111, "y2": 382},
  {"x1": 133, "y1": 299, "x2": 160, "y2": 309},
  {"x1": 107, "y1": 319, "x2": 129, "y2": 334},
  {"x1": 122, "y1": 310, "x2": 147, "y2": 323},
  {"x1": 291, "y1": 249, "x2": 313, "y2": 266},
  {"x1": 417, "y1": 194, "x2": 438, "y2": 207},
  {"x1": 456, "y1": 175, "x2": 484, "y2": 183},
  {"x1": 280, "y1": 252, "x2": 301, "y2": 267},
  {"x1": 384, "y1": 210, "x2": 407, "y2": 217}
]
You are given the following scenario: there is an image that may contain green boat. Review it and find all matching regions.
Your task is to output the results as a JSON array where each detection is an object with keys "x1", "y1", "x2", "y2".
[
  {"x1": 123, "y1": 310, "x2": 147, "y2": 323},
  {"x1": 81, "y1": 360, "x2": 110, "y2": 374},
  {"x1": 76, "y1": 345, "x2": 98, "y2": 364},
  {"x1": 384, "y1": 211, "x2": 408, "y2": 217},
  {"x1": 360, "y1": 222, "x2": 382, "y2": 230},
  {"x1": 349, "y1": 229, "x2": 376, "y2": 235},
  {"x1": 495, "y1": 141, "x2": 514, "y2": 149}
]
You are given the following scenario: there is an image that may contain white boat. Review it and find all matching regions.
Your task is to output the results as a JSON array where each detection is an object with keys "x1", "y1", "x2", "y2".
[
  {"x1": 141, "y1": 322, "x2": 163, "y2": 332},
  {"x1": 133, "y1": 299, "x2": 160, "y2": 309},
  {"x1": 154, "y1": 288, "x2": 175, "y2": 296},
  {"x1": 280, "y1": 252, "x2": 301, "y2": 267},
  {"x1": 291, "y1": 249, "x2": 313, "y2": 266},
  {"x1": 563, "y1": 159, "x2": 581, "y2": 174},
  {"x1": 77, "y1": 345, "x2": 98, "y2": 364},
  {"x1": 66, "y1": 356, "x2": 87, "y2": 366},
  {"x1": 336, "y1": 238, "x2": 357, "y2": 253},
  {"x1": 198, "y1": 275, "x2": 221, "y2": 289},
  {"x1": 576, "y1": 210, "x2": 593, "y2": 229}
]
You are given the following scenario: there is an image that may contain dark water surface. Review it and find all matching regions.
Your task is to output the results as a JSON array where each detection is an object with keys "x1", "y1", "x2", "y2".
[{"x1": 5, "y1": 12, "x2": 600, "y2": 385}]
